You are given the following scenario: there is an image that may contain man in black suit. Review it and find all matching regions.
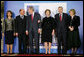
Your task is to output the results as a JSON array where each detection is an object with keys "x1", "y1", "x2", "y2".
[
  {"x1": 26, "y1": 6, "x2": 41, "y2": 54},
  {"x1": 15, "y1": 9, "x2": 27, "y2": 54},
  {"x1": 55, "y1": 6, "x2": 68, "y2": 54}
]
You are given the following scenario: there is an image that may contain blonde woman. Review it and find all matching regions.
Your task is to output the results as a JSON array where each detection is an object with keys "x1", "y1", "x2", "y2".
[{"x1": 67, "y1": 9, "x2": 81, "y2": 54}]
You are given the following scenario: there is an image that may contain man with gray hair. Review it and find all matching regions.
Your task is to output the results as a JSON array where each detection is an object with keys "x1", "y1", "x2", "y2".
[
  {"x1": 55, "y1": 6, "x2": 68, "y2": 54},
  {"x1": 26, "y1": 6, "x2": 41, "y2": 54}
]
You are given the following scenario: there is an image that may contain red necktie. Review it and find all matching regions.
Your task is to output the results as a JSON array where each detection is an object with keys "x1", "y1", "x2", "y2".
[
  {"x1": 60, "y1": 14, "x2": 62, "y2": 21},
  {"x1": 31, "y1": 14, "x2": 33, "y2": 22}
]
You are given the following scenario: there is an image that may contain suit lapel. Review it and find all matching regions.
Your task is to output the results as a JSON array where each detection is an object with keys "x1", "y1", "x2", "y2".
[
  {"x1": 29, "y1": 15, "x2": 32, "y2": 23},
  {"x1": 62, "y1": 13, "x2": 64, "y2": 21},
  {"x1": 33, "y1": 13, "x2": 36, "y2": 22},
  {"x1": 58, "y1": 14, "x2": 60, "y2": 22},
  {"x1": 73, "y1": 15, "x2": 75, "y2": 20},
  {"x1": 30, "y1": 13, "x2": 36, "y2": 23},
  {"x1": 58, "y1": 13, "x2": 64, "y2": 21},
  {"x1": 19, "y1": 15, "x2": 21, "y2": 19}
]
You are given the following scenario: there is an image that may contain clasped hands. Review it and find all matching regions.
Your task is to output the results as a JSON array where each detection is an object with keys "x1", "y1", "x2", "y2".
[{"x1": 69, "y1": 26, "x2": 74, "y2": 31}]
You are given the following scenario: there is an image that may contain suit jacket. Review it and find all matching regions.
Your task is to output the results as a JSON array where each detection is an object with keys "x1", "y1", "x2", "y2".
[
  {"x1": 26, "y1": 12, "x2": 41, "y2": 33},
  {"x1": 15, "y1": 15, "x2": 27, "y2": 34},
  {"x1": 68, "y1": 15, "x2": 80, "y2": 31},
  {"x1": 2, "y1": 18, "x2": 15, "y2": 33},
  {"x1": 55, "y1": 13, "x2": 69, "y2": 32}
]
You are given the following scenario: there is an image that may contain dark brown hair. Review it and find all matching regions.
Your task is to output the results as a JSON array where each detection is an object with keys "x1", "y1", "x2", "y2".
[
  {"x1": 45, "y1": 9, "x2": 51, "y2": 15},
  {"x1": 6, "y1": 10, "x2": 13, "y2": 18}
]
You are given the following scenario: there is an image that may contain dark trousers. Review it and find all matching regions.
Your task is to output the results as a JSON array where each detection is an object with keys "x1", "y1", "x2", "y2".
[
  {"x1": 26, "y1": 36, "x2": 29, "y2": 53},
  {"x1": 18, "y1": 33, "x2": 27, "y2": 54},
  {"x1": 29, "y1": 28, "x2": 39, "y2": 54},
  {"x1": 57, "y1": 29, "x2": 67, "y2": 54}
]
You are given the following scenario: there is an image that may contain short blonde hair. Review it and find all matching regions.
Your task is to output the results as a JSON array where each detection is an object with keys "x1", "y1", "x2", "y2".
[{"x1": 69, "y1": 9, "x2": 76, "y2": 15}]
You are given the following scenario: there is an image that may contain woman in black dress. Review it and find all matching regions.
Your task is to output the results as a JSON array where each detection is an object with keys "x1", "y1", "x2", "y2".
[
  {"x1": 67, "y1": 9, "x2": 81, "y2": 54},
  {"x1": 42, "y1": 9, "x2": 56, "y2": 54},
  {"x1": 2, "y1": 10, "x2": 15, "y2": 54}
]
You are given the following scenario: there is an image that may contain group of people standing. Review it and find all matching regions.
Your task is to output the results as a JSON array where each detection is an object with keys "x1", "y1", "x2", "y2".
[{"x1": 2, "y1": 6, "x2": 81, "y2": 55}]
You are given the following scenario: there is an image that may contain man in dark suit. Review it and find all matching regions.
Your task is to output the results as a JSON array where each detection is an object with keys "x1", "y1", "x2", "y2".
[
  {"x1": 15, "y1": 9, "x2": 27, "y2": 54},
  {"x1": 55, "y1": 6, "x2": 68, "y2": 54},
  {"x1": 26, "y1": 6, "x2": 41, "y2": 54}
]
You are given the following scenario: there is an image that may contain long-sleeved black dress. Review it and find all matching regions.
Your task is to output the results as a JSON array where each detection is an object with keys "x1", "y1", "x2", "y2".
[
  {"x1": 67, "y1": 15, "x2": 81, "y2": 50},
  {"x1": 41, "y1": 16, "x2": 56, "y2": 43}
]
